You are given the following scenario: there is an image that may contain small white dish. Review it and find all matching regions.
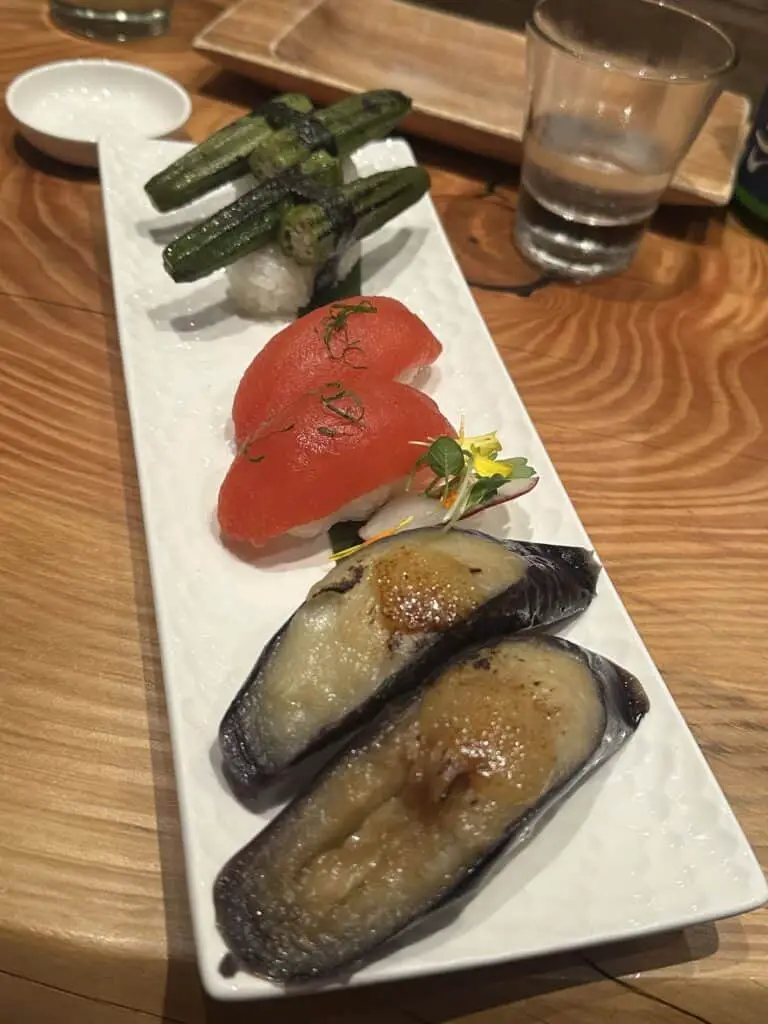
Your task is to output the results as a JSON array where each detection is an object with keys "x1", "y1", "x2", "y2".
[{"x1": 5, "y1": 59, "x2": 191, "y2": 168}]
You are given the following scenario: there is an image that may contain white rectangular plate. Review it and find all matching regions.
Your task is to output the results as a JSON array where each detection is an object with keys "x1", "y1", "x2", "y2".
[{"x1": 100, "y1": 135, "x2": 766, "y2": 1001}]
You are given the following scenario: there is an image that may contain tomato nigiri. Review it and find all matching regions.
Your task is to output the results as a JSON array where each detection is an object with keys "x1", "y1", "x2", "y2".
[
  {"x1": 219, "y1": 377, "x2": 454, "y2": 547},
  {"x1": 231, "y1": 297, "x2": 442, "y2": 443}
]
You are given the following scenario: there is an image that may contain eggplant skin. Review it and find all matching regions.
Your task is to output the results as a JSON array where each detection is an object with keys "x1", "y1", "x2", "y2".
[
  {"x1": 214, "y1": 634, "x2": 649, "y2": 983},
  {"x1": 219, "y1": 530, "x2": 602, "y2": 791}
]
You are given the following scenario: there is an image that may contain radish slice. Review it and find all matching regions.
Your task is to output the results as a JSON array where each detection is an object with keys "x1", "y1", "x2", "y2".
[
  {"x1": 359, "y1": 476, "x2": 540, "y2": 541},
  {"x1": 461, "y1": 476, "x2": 539, "y2": 519},
  {"x1": 359, "y1": 494, "x2": 445, "y2": 540}
]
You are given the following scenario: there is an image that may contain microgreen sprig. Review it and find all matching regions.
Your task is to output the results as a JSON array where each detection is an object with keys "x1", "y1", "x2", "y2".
[
  {"x1": 411, "y1": 426, "x2": 536, "y2": 527},
  {"x1": 328, "y1": 424, "x2": 537, "y2": 562},
  {"x1": 320, "y1": 300, "x2": 377, "y2": 367},
  {"x1": 318, "y1": 381, "x2": 365, "y2": 425}
]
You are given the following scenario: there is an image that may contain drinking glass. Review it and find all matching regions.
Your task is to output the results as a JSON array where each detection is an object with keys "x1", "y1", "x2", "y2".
[
  {"x1": 514, "y1": 0, "x2": 737, "y2": 279},
  {"x1": 49, "y1": 0, "x2": 172, "y2": 40}
]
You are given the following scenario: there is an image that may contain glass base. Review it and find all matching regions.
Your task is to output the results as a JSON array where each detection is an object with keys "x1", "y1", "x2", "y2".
[
  {"x1": 513, "y1": 187, "x2": 644, "y2": 280},
  {"x1": 50, "y1": 1, "x2": 170, "y2": 41}
]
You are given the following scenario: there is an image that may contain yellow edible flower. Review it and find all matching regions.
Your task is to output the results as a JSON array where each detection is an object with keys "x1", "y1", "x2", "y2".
[
  {"x1": 460, "y1": 430, "x2": 503, "y2": 459},
  {"x1": 470, "y1": 451, "x2": 512, "y2": 479},
  {"x1": 456, "y1": 426, "x2": 510, "y2": 479}
]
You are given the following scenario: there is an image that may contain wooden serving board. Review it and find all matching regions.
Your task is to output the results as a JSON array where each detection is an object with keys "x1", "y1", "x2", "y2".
[{"x1": 194, "y1": 0, "x2": 752, "y2": 207}]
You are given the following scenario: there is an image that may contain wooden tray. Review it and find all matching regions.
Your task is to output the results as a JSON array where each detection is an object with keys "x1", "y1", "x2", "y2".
[{"x1": 194, "y1": 0, "x2": 752, "y2": 206}]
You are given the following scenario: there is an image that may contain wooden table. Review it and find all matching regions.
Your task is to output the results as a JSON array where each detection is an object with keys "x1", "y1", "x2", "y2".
[{"x1": 1, "y1": 3, "x2": 766, "y2": 1022}]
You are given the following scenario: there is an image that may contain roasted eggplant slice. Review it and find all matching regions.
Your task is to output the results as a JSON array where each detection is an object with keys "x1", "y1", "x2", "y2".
[
  {"x1": 215, "y1": 634, "x2": 648, "y2": 981},
  {"x1": 220, "y1": 529, "x2": 600, "y2": 787}
]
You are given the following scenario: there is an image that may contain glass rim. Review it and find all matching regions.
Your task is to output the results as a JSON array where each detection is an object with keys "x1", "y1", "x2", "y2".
[{"x1": 529, "y1": 0, "x2": 738, "y2": 84}]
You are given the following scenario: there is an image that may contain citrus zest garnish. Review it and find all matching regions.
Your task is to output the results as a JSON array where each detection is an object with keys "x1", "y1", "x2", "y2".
[{"x1": 329, "y1": 517, "x2": 414, "y2": 562}]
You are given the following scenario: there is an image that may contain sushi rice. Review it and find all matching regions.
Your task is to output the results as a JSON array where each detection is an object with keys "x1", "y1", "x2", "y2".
[
  {"x1": 287, "y1": 483, "x2": 396, "y2": 540},
  {"x1": 227, "y1": 158, "x2": 361, "y2": 319}
]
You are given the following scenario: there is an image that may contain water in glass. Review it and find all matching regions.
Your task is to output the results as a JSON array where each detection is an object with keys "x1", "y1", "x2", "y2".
[
  {"x1": 516, "y1": 114, "x2": 669, "y2": 277},
  {"x1": 515, "y1": 0, "x2": 737, "y2": 279}
]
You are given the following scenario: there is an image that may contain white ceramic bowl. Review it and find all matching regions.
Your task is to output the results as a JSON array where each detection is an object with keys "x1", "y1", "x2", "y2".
[{"x1": 5, "y1": 59, "x2": 191, "y2": 168}]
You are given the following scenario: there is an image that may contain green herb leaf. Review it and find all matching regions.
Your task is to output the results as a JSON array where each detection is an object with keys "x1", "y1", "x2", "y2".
[
  {"x1": 318, "y1": 298, "x2": 377, "y2": 368},
  {"x1": 238, "y1": 439, "x2": 266, "y2": 464},
  {"x1": 426, "y1": 436, "x2": 465, "y2": 479},
  {"x1": 319, "y1": 383, "x2": 365, "y2": 424},
  {"x1": 468, "y1": 473, "x2": 509, "y2": 507},
  {"x1": 496, "y1": 457, "x2": 536, "y2": 479}
]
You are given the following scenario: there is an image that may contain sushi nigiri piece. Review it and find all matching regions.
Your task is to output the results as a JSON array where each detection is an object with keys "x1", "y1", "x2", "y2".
[
  {"x1": 215, "y1": 635, "x2": 647, "y2": 981},
  {"x1": 219, "y1": 377, "x2": 455, "y2": 547},
  {"x1": 219, "y1": 529, "x2": 600, "y2": 786},
  {"x1": 231, "y1": 297, "x2": 443, "y2": 443}
]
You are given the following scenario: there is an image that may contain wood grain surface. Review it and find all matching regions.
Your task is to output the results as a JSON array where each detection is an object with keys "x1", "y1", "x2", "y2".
[
  {"x1": 411, "y1": 0, "x2": 768, "y2": 106},
  {"x1": 193, "y1": 0, "x2": 752, "y2": 206},
  {"x1": 0, "y1": 1, "x2": 766, "y2": 1022}
]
